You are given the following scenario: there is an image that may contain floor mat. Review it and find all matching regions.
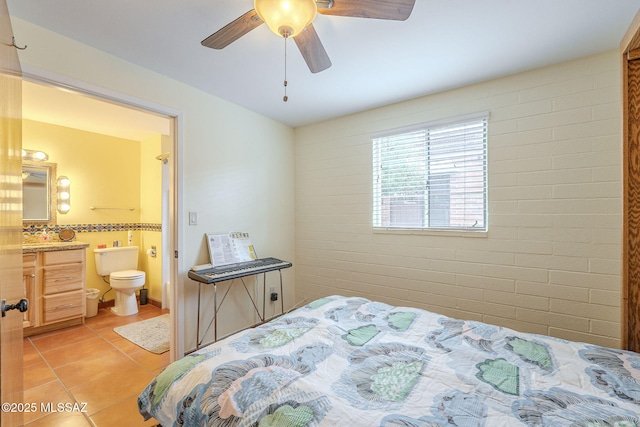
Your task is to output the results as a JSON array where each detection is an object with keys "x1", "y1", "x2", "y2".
[{"x1": 113, "y1": 314, "x2": 169, "y2": 354}]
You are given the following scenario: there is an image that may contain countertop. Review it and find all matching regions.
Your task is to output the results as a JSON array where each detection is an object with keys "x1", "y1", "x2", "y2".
[{"x1": 22, "y1": 241, "x2": 90, "y2": 253}]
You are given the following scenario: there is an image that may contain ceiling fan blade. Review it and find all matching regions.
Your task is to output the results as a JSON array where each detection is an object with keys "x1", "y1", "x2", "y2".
[
  {"x1": 318, "y1": 0, "x2": 415, "y2": 21},
  {"x1": 293, "y1": 24, "x2": 332, "y2": 73},
  {"x1": 201, "y1": 10, "x2": 263, "y2": 49}
]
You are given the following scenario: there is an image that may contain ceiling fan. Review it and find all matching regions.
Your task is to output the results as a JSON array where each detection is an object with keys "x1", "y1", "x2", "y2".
[{"x1": 201, "y1": 0, "x2": 416, "y2": 74}]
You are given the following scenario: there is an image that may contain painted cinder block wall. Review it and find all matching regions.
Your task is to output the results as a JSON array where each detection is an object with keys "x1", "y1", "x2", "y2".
[{"x1": 294, "y1": 50, "x2": 622, "y2": 348}]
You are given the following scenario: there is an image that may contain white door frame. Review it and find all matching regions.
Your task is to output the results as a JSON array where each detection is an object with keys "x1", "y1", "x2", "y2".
[{"x1": 20, "y1": 65, "x2": 185, "y2": 359}]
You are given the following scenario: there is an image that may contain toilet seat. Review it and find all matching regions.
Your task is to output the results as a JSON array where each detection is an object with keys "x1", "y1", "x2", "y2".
[{"x1": 110, "y1": 270, "x2": 145, "y2": 281}]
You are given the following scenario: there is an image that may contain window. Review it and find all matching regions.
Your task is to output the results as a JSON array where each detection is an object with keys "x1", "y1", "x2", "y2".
[{"x1": 372, "y1": 112, "x2": 488, "y2": 231}]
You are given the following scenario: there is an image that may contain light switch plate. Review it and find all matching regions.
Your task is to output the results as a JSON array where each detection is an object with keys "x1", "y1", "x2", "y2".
[{"x1": 189, "y1": 211, "x2": 197, "y2": 225}]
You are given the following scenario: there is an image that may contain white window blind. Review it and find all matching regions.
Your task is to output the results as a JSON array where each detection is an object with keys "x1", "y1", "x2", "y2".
[{"x1": 372, "y1": 113, "x2": 488, "y2": 231}]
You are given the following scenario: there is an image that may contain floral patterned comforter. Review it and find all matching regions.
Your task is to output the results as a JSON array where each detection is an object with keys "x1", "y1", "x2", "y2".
[{"x1": 138, "y1": 295, "x2": 640, "y2": 426}]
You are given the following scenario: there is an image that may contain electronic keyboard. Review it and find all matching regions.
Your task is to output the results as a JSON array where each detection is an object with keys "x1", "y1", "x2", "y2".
[{"x1": 188, "y1": 257, "x2": 292, "y2": 284}]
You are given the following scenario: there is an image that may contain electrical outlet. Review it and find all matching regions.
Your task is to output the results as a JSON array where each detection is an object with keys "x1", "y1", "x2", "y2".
[{"x1": 269, "y1": 286, "x2": 277, "y2": 302}]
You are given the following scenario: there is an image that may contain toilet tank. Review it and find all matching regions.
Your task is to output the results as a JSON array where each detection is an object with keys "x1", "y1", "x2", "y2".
[{"x1": 94, "y1": 246, "x2": 139, "y2": 276}]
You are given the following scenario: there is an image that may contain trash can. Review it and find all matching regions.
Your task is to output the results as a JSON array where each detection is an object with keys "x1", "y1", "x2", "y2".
[
  {"x1": 139, "y1": 288, "x2": 148, "y2": 305},
  {"x1": 85, "y1": 288, "x2": 100, "y2": 318}
]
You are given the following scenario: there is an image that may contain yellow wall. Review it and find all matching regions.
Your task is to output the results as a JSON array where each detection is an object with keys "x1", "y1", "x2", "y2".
[
  {"x1": 139, "y1": 135, "x2": 163, "y2": 302},
  {"x1": 23, "y1": 119, "x2": 165, "y2": 302},
  {"x1": 23, "y1": 119, "x2": 141, "y2": 225},
  {"x1": 140, "y1": 135, "x2": 162, "y2": 223}
]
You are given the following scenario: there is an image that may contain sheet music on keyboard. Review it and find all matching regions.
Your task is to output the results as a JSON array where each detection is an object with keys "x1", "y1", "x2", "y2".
[
  {"x1": 188, "y1": 257, "x2": 292, "y2": 284},
  {"x1": 206, "y1": 232, "x2": 257, "y2": 267}
]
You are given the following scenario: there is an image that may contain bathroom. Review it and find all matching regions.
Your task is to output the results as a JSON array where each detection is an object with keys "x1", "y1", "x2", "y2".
[{"x1": 22, "y1": 80, "x2": 172, "y2": 317}]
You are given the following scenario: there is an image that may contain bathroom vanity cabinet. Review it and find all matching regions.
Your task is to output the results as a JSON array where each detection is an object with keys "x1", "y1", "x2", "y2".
[
  {"x1": 22, "y1": 242, "x2": 90, "y2": 337},
  {"x1": 22, "y1": 253, "x2": 36, "y2": 328}
]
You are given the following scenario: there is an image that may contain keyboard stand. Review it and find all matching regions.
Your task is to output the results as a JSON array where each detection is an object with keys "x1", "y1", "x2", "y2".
[{"x1": 190, "y1": 261, "x2": 290, "y2": 350}]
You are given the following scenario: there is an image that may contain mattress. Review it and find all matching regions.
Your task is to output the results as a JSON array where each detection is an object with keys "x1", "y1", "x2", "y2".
[{"x1": 138, "y1": 295, "x2": 640, "y2": 426}]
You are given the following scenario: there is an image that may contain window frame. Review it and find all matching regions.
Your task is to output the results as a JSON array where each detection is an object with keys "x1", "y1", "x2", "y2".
[{"x1": 372, "y1": 111, "x2": 489, "y2": 233}]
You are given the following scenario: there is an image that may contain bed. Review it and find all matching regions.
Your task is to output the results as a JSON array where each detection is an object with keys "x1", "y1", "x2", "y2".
[{"x1": 138, "y1": 295, "x2": 640, "y2": 426}]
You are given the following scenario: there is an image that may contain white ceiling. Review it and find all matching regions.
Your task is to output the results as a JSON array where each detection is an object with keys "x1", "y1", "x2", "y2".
[
  {"x1": 8, "y1": 0, "x2": 640, "y2": 129},
  {"x1": 22, "y1": 81, "x2": 170, "y2": 141}
]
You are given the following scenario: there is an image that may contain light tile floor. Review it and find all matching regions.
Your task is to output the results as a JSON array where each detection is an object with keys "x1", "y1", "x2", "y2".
[{"x1": 23, "y1": 304, "x2": 170, "y2": 426}]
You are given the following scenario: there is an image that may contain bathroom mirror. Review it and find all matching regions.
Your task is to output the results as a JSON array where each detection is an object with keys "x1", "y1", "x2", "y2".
[{"x1": 22, "y1": 161, "x2": 57, "y2": 223}]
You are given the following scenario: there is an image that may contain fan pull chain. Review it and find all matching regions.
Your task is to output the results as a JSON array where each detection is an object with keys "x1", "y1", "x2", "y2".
[{"x1": 283, "y1": 37, "x2": 288, "y2": 102}]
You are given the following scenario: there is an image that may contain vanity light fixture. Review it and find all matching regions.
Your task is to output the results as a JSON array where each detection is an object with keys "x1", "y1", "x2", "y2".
[
  {"x1": 22, "y1": 149, "x2": 49, "y2": 162},
  {"x1": 57, "y1": 176, "x2": 71, "y2": 214}
]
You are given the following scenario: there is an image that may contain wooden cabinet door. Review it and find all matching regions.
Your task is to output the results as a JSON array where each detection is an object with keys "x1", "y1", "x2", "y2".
[{"x1": 22, "y1": 267, "x2": 36, "y2": 328}]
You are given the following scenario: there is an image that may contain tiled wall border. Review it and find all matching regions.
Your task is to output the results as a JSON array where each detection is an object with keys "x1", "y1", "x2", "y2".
[{"x1": 23, "y1": 223, "x2": 162, "y2": 234}]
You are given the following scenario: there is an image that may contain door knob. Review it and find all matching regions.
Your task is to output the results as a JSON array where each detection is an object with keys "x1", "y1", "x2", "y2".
[{"x1": 1, "y1": 298, "x2": 28, "y2": 317}]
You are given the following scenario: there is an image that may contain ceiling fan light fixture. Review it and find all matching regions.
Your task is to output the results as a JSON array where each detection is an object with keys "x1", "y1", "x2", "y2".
[{"x1": 254, "y1": 0, "x2": 317, "y2": 38}]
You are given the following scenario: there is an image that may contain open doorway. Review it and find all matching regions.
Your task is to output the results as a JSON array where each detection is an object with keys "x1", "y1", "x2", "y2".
[{"x1": 20, "y1": 74, "x2": 181, "y2": 360}]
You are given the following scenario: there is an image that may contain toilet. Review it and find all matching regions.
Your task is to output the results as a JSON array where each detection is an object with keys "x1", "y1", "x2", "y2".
[{"x1": 94, "y1": 246, "x2": 146, "y2": 316}]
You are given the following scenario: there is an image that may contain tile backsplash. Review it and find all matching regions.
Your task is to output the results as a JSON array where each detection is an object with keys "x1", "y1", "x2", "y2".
[{"x1": 23, "y1": 223, "x2": 162, "y2": 238}]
